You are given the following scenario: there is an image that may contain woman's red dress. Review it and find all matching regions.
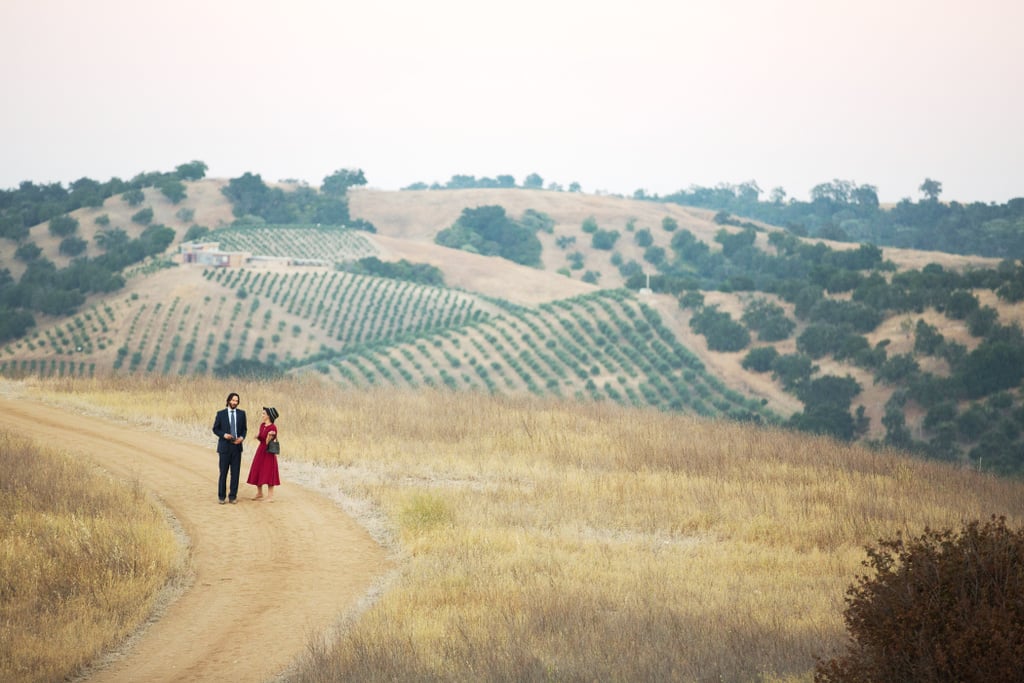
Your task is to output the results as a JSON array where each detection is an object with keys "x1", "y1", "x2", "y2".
[{"x1": 246, "y1": 422, "x2": 280, "y2": 486}]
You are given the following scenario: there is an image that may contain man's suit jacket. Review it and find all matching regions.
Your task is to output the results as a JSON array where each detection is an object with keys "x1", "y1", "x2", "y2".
[{"x1": 213, "y1": 408, "x2": 247, "y2": 455}]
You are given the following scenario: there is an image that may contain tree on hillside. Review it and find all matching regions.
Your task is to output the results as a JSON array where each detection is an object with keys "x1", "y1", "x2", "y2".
[
  {"x1": 523, "y1": 173, "x2": 544, "y2": 189},
  {"x1": 742, "y1": 346, "x2": 779, "y2": 372},
  {"x1": 158, "y1": 178, "x2": 187, "y2": 204},
  {"x1": 591, "y1": 229, "x2": 620, "y2": 250},
  {"x1": 919, "y1": 178, "x2": 943, "y2": 201},
  {"x1": 122, "y1": 188, "x2": 145, "y2": 206},
  {"x1": 14, "y1": 242, "x2": 42, "y2": 262},
  {"x1": 69, "y1": 177, "x2": 107, "y2": 209},
  {"x1": 435, "y1": 205, "x2": 542, "y2": 267},
  {"x1": 0, "y1": 306, "x2": 34, "y2": 344},
  {"x1": 790, "y1": 374, "x2": 863, "y2": 440},
  {"x1": 183, "y1": 225, "x2": 210, "y2": 242},
  {"x1": 771, "y1": 352, "x2": 817, "y2": 391},
  {"x1": 48, "y1": 214, "x2": 79, "y2": 237},
  {"x1": 138, "y1": 224, "x2": 175, "y2": 254},
  {"x1": 95, "y1": 228, "x2": 130, "y2": 252},
  {"x1": 851, "y1": 184, "x2": 880, "y2": 209},
  {"x1": 954, "y1": 340, "x2": 1024, "y2": 399},
  {"x1": 811, "y1": 179, "x2": 856, "y2": 204},
  {"x1": 222, "y1": 172, "x2": 271, "y2": 217},
  {"x1": 321, "y1": 168, "x2": 367, "y2": 195},
  {"x1": 175, "y1": 160, "x2": 208, "y2": 180},
  {"x1": 131, "y1": 207, "x2": 154, "y2": 225},
  {"x1": 689, "y1": 305, "x2": 750, "y2": 351},
  {"x1": 59, "y1": 235, "x2": 87, "y2": 256}
]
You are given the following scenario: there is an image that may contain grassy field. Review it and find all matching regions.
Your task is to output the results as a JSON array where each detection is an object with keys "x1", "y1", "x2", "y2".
[
  {"x1": 0, "y1": 428, "x2": 185, "y2": 683},
  {"x1": 6, "y1": 374, "x2": 1024, "y2": 681}
]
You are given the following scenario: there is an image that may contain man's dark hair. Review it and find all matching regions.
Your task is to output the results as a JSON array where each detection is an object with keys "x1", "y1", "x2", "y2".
[{"x1": 225, "y1": 392, "x2": 240, "y2": 407}]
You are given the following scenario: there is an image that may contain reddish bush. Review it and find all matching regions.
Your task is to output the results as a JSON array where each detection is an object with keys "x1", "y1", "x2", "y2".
[{"x1": 816, "y1": 515, "x2": 1024, "y2": 682}]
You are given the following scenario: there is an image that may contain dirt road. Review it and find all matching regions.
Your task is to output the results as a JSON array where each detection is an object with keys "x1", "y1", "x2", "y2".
[{"x1": 0, "y1": 394, "x2": 391, "y2": 682}]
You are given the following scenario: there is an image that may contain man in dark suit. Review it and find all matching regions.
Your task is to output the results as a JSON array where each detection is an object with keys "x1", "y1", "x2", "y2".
[{"x1": 212, "y1": 392, "x2": 247, "y2": 504}]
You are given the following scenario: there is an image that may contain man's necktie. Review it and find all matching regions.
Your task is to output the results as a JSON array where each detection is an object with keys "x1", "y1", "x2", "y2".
[{"x1": 230, "y1": 410, "x2": 237, "y2": 438}]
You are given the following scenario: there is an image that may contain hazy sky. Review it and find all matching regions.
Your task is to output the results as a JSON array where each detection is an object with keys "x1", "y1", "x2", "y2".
[{"x1": 2, "y1": 0, "x2": 1022, "y2": 203}]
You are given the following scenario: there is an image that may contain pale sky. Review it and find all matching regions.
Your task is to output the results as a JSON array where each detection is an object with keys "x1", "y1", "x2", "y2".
[{"x1": 2, "y1": 0, "x2": 1022, "y2": 203}]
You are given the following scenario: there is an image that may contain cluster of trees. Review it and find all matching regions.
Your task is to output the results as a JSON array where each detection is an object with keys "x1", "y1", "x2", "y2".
[
  {"x1": 435, "y1": 205, "x2": 544, "y2": 267},
  {"x1": 1, "y1": 164, "x2": 198, "y2": 343},
  {"x1": 655, "y1": 178, "x2": 1024, "y2": 259},
  {"x1": 624, "y1": 227, "x2": 887, "y2": 301},
  {"x1": 0, "y1": 161, "x2": 206, "y2": 242},
  {"x1": 220, "y1": 169, "x2": 370, "y2": 228},
  {"x1": 0, "y1": 223, "x2": 175, "y2": 342},
  {"x1": 659, "y1": 221, "x2": 1024, "y2": 472},
  {"x1": 403, "y1": 173, "x2": 583, "y2": 193},
  {"x1": 1, "y1": 164, "x2": 371, "y2": 345},
  {"x1": 338, "y1": 256, "x2": 445, "y2": 287}
]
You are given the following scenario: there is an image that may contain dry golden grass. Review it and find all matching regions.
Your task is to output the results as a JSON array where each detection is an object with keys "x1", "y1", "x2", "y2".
[
  {"x1": 11, "y1": 374, "x2": 1024, "y2": 681},
  {"x1": 0, "y1": 429, "x2": 184, "y2": 683}
]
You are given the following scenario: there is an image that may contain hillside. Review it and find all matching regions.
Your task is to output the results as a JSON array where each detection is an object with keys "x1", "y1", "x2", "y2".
[{"x1": 2, "y1": 178, "x2": 1023, "y2": 472}]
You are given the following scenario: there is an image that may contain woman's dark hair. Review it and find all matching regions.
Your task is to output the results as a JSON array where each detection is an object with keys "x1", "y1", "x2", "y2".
[{"x1": 225, "y1": 392, "x2": 240, "y2": 407}]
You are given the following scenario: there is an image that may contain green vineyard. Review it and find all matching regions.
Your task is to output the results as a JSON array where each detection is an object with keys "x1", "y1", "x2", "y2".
[
  {"x1": 212, "y1": 225, "x2": 378, "y2": 263},
  {"x1": 0, "y1": 225, "x2": 774, "y2": 421},
  {"x1": 314, "y1": 289, "x2": 772, "y2": 421},
  {"x1": 1, "y1": 265, "x2": 496, "y2": 378}
]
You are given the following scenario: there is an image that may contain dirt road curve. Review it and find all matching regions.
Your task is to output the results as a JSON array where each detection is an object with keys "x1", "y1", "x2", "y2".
[{"x1": 0, "y1": 395, "x2": 390, "y2": 682}]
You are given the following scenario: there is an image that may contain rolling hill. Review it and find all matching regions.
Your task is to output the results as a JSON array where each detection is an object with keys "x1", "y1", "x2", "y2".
[{"x1": 2, "y1": 178, "x2": 1022, "y2": 471}]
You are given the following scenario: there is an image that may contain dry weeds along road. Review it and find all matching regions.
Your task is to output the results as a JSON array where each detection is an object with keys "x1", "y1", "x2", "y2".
[{"x1": 1, "y1": 394, "x2": 389, "y2": 682}]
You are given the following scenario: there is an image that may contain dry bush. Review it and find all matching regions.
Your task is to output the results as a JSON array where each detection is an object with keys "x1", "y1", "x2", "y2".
[
  {"x1": 815, "y1": 515, "x2": 1024, "y2": 682},
  {"x1": 0, "y1": 429, "x2": 183, "y2": 683}
]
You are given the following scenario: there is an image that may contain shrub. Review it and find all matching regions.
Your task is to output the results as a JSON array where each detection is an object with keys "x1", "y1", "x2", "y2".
[
  {"x1": 742, "y1": 298, "x2": 795, "y2": 341},
  {"x1": 122, "y1": 188, "x2": 145, "y2": 206},
  {"x1": 131, "y1": 207, "x2": 154, "y2": 225},
  {"x1": 48, "y1": 214, "x2": 79, "y2": 237},
  {"x1": 945, "y1": 289, "x2": 979, "y2": 319},
  {"x1": 159, "y1": 178, "x2": 187, "y2": 203},
  {"x1": 14, "y1": 242, "x2": 42, "y2": 262},
  {"x1": 689, "y1": 305, "x2": 749, "y2": 352},
  {"x1": 59, "y1": 236, "x2": 87, "y2": 256},
  {"x1": 184, "y1": 224, "x2": 210, "y2": 242},
  {"x1": 771, "y1": 352, "x2": 816, "y2": 391},
  {"x1": 815, "y1": 516, "x2": 1024, "y2": 682},
  {"x1": 591, "y1": 229, "x2": 619, "y2": 250},
  {"x1": 741, "y1": 346, "x2": 778, "y2": 372},
  {"x1": 678, "y1": 290, "x2": 704, "y2": 309},
  {"x1": 634, "y1": 228, "x2": 653, "y2": 248}
]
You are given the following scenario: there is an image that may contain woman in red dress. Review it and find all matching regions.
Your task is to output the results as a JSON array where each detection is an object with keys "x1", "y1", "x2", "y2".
[{"x1": 247, "y1": 406, "x2": 280, "y2": 501}]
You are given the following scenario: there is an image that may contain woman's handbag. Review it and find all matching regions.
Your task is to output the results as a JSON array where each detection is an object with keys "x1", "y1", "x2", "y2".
[{"x1": 267, "y1": 439, "x2": 280, "y2": 454}]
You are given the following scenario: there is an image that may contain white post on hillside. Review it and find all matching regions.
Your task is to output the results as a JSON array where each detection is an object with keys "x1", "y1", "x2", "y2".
[{"x1": 639, "y1": 272, "x2": 652, "y2": 296}]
